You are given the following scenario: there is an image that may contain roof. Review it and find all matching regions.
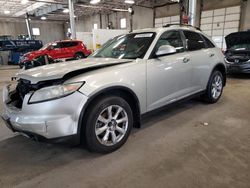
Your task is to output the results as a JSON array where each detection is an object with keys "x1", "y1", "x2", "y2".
[
  {"x1": 54, "y1": 39, "x2": 82, "y2": 43},
  {"x1": 133, "y1": 25, "x2": 201, "y2": 34}
]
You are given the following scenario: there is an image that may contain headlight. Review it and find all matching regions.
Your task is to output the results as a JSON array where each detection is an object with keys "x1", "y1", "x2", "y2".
[
  {"x1": 225, "y1": 58, "x2": 233, "y2": 64},
  {"x1": 29, "y1": 82, "x2": 84, "y2": 103},
  {"x1": 20, "y1": 56, "x2": 28, "y2": 62}
]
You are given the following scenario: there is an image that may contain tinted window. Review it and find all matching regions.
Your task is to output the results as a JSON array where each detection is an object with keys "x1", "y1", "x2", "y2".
[
  {"x1": 202, "y1": 35, "x2": 215, "y2": 48},
  {"x1": 155, "y1": 31, "x2": 184, "y2": 53},
  {"x1": 183, "y1": 31, "x2": 205, "y2": 51},
  {"x1": 70, "y1": 42, "x2": 78, "y2": 47},
  {"x1": 61, "y1": 42, "x2": 78, "y2": 48}
]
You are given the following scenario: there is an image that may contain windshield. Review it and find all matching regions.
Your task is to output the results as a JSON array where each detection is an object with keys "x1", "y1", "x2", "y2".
[
  {"x1": 229, "y1": 44, "x2": 250, "y2": 51},
  {"x1": 40, "y1": 43, "x2": 51, "y2": 50},
  {"x1": 90, "y1": 32, "x2": 156, "y2": 59}
]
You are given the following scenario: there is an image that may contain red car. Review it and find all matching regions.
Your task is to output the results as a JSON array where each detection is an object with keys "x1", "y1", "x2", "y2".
[{"x1": 19, "y1": 40, "x2": 91, "y2": 68}]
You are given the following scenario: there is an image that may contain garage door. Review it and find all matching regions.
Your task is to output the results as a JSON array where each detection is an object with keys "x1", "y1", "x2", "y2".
[
  {"x1": 155, "y1": 15, "x2": 180, "y2": 28},
  {"x1": 201, "y1": 6, "x2": 240, "y2": 49}
]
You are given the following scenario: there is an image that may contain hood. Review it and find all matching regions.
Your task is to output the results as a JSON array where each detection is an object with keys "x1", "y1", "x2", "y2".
[
  {"x1": 225, "y1": 31, "x2": 250, "y2": 49},
  {"x1": 17, "y1": 58, "x2": 132, "y2": 84},
  {"x1": 24, "y1": 50, "x2": 44, "y2": 57}
]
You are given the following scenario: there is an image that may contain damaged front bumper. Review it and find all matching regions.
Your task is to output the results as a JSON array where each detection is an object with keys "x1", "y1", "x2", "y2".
[
  {"x1": 1, "y1": 84, "x2": 88, "y2": 141},
  {"x1": 226, "y1": 63, "x2": 250, "y2": 74}
]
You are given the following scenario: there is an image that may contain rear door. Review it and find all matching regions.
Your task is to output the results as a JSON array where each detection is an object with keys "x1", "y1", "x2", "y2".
[
  {"x1": 60, "y1": 42, "x2": 72, "y2": 58},
  {"x1": 60, "y1": 42, "x2": 79, "y2": 58},
  {"x1": 182, "y1": 30, "x2": 215, "y2": 91},
  {"x1": 146, "y1": 30, "x2": 193, "y2": 111}
]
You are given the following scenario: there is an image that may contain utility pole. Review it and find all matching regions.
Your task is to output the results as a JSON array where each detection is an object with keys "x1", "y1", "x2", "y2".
[
  {"x1": 68, "y1": 0, "x2": 76, "y2": 39},
  {"x1": 25, "y1": 13, "x2": 32, "y2": 39},
  {"x1": 188, "y1": 0, "x2": 197, "y2": 26}
]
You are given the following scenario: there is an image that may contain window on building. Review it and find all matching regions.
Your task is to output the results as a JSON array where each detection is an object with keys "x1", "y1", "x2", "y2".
[
  {"x1": 93, "y1": 23, "x2": 98, "y2": 29},
  {"x1": 32, "y1": 28, "x2": 40, "y2": 36},
  {"x1": 120, "y1": 18, "x2": 127, "y2": 29}
]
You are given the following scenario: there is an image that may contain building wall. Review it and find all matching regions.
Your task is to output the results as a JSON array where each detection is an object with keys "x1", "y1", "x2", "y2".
[
  {"x1": 240, "y1": 0, "x2": 250, "y2": 31},
  {"x1": 0, "y1": 20, "x2": 65, "y2": 44},
  {"x1": 203, "y1": 0, "x2": 240, "y2": 10},
  {"x1": 75, "y1": 5, "x2": 154, "y2": 32},
  {"x1": 153, "y1": 0, "x2": 250, "y2": 31},
  {"x1": 133, "y1": 6, "x2": 154, "y2": 29},
  {"x1": 155, "y1": 3, "x2": 180, "y2": 18}
]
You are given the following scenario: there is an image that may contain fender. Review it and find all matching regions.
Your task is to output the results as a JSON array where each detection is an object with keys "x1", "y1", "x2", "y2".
[{"x1": 77, "y1": 85, "x2": 141, "y2": 144}]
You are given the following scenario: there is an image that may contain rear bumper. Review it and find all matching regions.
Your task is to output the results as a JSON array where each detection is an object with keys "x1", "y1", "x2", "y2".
[
  {"x1": 226, "y1": 63, "x2": 250, "y2": 73},
  {"x1": 2, "y1": 85, "x2": 88, "y2": 141}
]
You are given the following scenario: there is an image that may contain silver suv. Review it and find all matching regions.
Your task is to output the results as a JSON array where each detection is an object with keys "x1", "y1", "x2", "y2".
[{"x1": 2, "y1": 25, "x2": 226, "y2": 153}]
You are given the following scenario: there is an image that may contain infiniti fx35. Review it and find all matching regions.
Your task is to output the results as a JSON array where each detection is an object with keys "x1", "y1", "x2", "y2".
[{"x1": 2, "y1": 26, "x2": 226, "y2": 153}]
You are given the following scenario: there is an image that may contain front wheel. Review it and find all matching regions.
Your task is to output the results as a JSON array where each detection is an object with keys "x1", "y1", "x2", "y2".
[
  {"x1": 74, "y1": 52, "x2": 85, "y2": 60},
  {"x1": 84, "y1": 96, "x2": 133, "y2": 153},
  {"x1": 203, "y1": 70, "x2": 224, "y2": 103}
]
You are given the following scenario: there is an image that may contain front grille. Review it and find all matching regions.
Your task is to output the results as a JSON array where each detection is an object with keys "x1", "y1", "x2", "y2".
[
  {"x1": 9, "y1": 79, "x2": 33, "y2": 108},
  {"x1": 226, "y1": 58, "x2": 249, "y2": 63},
  {"x1": 17, "y1": 79, "x2": 32, "y2": 100}
]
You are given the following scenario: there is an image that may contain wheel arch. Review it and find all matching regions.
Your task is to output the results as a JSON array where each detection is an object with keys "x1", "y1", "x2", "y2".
[
  {"x1": 75, "y1": 51, "x2": 85, "y2": 57},
  {"x1": 211, "y1": 63, "x2": 227, "y2": 86},
  {"x1": 77, "y1": 86, "x2": 141, "y2": 143}
]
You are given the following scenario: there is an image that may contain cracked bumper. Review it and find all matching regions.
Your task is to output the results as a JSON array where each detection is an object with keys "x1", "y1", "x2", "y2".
[{"x1": 2, "y1": 85, "x2": 88, "y2": 139}]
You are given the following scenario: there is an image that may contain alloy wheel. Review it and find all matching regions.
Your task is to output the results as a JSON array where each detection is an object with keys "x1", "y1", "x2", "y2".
[
  {"x1": 211, "y1": 74, "x2": 223, "y2": 100},
  {"x1": 95, "y1": 105, "x2": 128, "y2": 146}
]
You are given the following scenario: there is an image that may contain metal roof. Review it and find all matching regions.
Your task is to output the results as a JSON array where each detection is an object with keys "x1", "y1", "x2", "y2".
[{"x1": 0, "y1": 0, "x2": 176, "y2": 21}]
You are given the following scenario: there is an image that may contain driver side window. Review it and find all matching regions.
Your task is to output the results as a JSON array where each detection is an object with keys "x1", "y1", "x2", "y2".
[
  {"x1": 155, "y1": 31, "x2": 185, "y2": 54},
  {"x1": 52, "y1": 43, "x2": 61, "y2": 49}
]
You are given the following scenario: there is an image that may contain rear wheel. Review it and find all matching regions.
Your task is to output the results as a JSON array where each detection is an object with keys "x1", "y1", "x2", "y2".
[
  {"x1": 203, "y1": 70, "x2": 223, "y2": 103},
  {"x1": 74, "y1": 52, "x2": 85, "y2": 59},
  {"x1": 84, "y1": 96, "x2": 133, "y2": 153}
]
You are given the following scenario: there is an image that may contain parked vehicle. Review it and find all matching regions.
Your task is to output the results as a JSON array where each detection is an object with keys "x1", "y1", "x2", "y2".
[
  {"x1": 225, "y1": 31, "x2": 250, "y2": 74},
  {"x1": 2, "y1": 25, "x2": 226, "y2": 153},
  {"x1": 19, "y1": 40, "x2": 92, "y2": 68}
]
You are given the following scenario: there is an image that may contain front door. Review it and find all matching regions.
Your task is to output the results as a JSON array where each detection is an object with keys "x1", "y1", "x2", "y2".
[
  {"x1": 146, "y1": 30, "x2": 193, "y2": 111},
  {"x1": 48, "y1": 42, "x2": 62, "y2": 59}
]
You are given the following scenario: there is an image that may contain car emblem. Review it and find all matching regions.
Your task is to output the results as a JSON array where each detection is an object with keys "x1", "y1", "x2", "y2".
[{"x1": 235, "y1": 59, "x2": 239, "y2": 63}]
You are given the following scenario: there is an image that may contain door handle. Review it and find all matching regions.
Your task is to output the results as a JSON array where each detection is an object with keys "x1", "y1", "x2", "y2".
[
  {"x1": 209, "y1": 53, "x2": 215, "y2": 57},
  {"x1": 183, "y1": 57, "x2": 190, "y2": 63}
]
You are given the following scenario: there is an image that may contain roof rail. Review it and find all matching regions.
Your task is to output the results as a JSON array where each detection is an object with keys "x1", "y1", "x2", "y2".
[{"x1": 163, "y1": 24, "x2": 201, "y2": 31}]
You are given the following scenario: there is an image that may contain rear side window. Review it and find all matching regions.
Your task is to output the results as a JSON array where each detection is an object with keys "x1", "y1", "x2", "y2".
[
  {"x1": 202, "y1": 35, "x2": 215, "y2": 48},
  {"x1": 59, "y1": 42, "x2": 68, "y2": 48},
  {"x1": 70, "y1": 42, "x2": 78, "y2": 47},
  {"x1": 183, "y1": 30, "x2": 206, "y2": 51},
  {"x1": 61, "y1": 42, "x2": 78, "y2": 48}
]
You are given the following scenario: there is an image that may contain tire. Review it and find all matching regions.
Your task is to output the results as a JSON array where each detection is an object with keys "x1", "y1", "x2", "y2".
[
  {"x1": 203, "y1": 70, "x2": 224, "y2": 103},
  {"x1": 74, "y1": 52, "x2": 85, "y2": 59},
  {"x1": 84, "y1": 96, "x2": 133, "y2": 153}
]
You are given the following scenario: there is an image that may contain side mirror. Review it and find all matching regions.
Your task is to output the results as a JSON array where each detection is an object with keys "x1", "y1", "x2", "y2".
[{"x1": 155, "y1": 45, "x2": 176, "y2": 57}]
